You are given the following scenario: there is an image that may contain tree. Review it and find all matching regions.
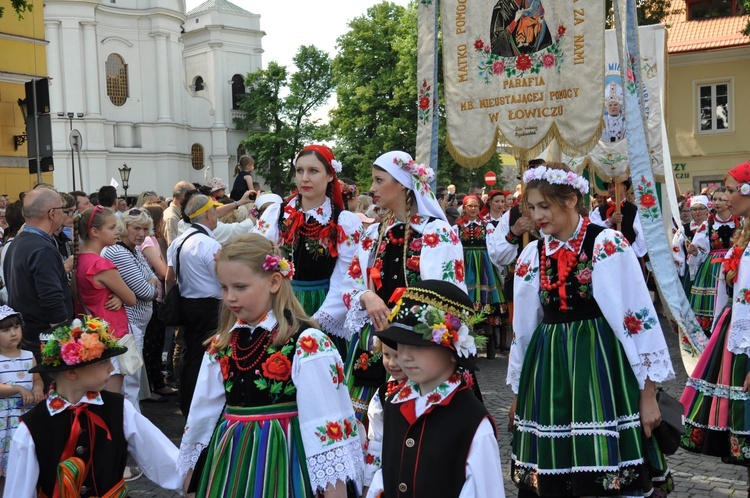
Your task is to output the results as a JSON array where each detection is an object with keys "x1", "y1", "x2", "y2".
[
  {"x1": 235, "y1": 45, "x2": 334, "y2": 195},
  {"x1": 0, "y1": 0, "x2": 32, "y2": 18},
  {"x1": 605, "y1": 0, "x2": 675, "y2": 28},
  {"x1": 331, "y1": 1, "x2": 504, "y2": 194}
]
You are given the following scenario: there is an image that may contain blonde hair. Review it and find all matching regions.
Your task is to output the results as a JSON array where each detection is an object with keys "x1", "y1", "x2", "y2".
[
  {"x1": 117, "y1": 209, "x2": 154, "y2": 237},
  {"x1": 209, "y1": 234, "x2": 316, "y2": 349}
]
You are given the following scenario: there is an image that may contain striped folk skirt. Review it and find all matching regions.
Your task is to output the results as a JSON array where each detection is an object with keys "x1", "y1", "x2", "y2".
[
  {"x1": 197, "y1": 403, "x2": 313, "y2": 498},
  {"x1": 512, "y1": 317, "x2": 672, "y2": 497},
  {"x1": 680, "y1": 304, "x2": 750, "y2": 465},
  {"x1": 464, "y1": 247, "x2": 505, "y2": 312},
  {"x1": 344, "y1": 323, "x2": 381, "y2": 427},
  {"x1": 291, "y1": 278, "x2": 347, "y2": 360},
  {"x1": 689, "y1": 249, "x2": 727, "y2": 334}
]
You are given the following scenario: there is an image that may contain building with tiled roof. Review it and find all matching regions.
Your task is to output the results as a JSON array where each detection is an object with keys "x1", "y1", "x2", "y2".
[{"x1": 665, "y1": 0, "x2": 750, "y2": 192}]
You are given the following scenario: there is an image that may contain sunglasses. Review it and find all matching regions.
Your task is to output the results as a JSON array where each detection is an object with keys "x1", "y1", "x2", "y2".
[
  {"x1": 126, "y1": 208, "x2": 152, "y2": 218},
  {"x1": 86, "y1": 205, "x2": 106, "y2": 231}
]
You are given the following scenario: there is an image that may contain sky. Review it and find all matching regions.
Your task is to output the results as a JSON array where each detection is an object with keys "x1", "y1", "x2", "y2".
[{"x1": 185, "y1": 0, "x2": 411, "y2": 70}]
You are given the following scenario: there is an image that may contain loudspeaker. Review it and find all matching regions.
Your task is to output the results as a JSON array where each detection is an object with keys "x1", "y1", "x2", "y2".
[
  {"x1": 29, "y1": 157, "x2": 54, "y2": 174},
  {"x1": 24, "y1": 79, "x2": 50, "y2": 115},
  {"x1": 26, "y1": 113, "x2": 53, "y2": 158}
]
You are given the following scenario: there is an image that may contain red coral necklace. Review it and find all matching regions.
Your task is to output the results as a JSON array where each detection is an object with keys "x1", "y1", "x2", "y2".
[
  {"x1": 539, "y1": 218, "x2": 590, "y2": 311},
  {"x1": 231, "y1": 329, "x2": 272, "y2": 372}
]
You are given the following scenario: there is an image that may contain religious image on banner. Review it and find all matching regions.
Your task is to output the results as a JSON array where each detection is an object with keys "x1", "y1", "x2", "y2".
[
  {"x1": 490, "y1": 0, "x2": 553, "y2": 57},
  {"x1": 441, "y1": 0, "x2": 605, "y2": 166},
  {"x1": 601, "y1": 76, "x2": 625, "y2": 143}
]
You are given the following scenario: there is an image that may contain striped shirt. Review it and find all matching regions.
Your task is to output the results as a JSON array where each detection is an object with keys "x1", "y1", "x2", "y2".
[{"x1": 102, "y1": 243, "x2": 157, "y2": 333}]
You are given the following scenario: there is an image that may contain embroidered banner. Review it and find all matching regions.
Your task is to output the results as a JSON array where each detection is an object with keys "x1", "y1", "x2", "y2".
[
  {"x1": 612, "y1": 0, "x2": 707, "y2": 374},
  {"x1": 440, "y1": 0, "x2": 605, "y2": 166},
  {"x1": 416, "y1": 1, "x2": 440, "y2": 171}
]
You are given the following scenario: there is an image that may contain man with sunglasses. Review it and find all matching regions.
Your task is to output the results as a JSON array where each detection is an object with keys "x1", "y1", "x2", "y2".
[{"x1": 3, "y1": 188, "x2": 74, "y2": 363}]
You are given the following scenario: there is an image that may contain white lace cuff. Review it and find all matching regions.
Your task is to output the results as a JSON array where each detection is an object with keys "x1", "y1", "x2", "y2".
[
  {"x1": 506, "y1": 366, "x2": 521, "y2": 394},
  {"x1": 631, "y1": 347, "x2": 675, "y2": 388},
  {"x1": 178, "y1": 441, "x2": 207, "y2": 477},
  {"x1": 306, "y1": 438, "x2": 364, "y2": 493},
  {"x1": 314, "y1": 310, "x2": 353, "y2": 341},
  {"x1": 344, "y1": 294, "x2": 371, "y2": 335},
  {"x1": 728, "y1": 318, "x2": 750, "y2": 357}
]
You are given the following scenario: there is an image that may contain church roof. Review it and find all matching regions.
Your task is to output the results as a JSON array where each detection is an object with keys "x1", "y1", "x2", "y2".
[{"x1": 188, "y1": 0, "x2": 253, "y2": 16}]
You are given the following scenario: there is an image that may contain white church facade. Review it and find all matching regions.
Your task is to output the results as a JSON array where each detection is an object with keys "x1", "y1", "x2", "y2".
[{"x1": 44, "y1": 0, "x2": 263, "y2": 198}]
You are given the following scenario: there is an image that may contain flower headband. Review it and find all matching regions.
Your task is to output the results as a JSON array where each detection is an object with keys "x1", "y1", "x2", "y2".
[
  {"x1": 523, "y1": 166, "x2": 589, "y2": 195},
  {"x1": 393, "y1": 156, "x2": 435, "y2": 184},
  {"x1": 40, "y1": 317, "x2": 120, "y2": 368},
  {"x1": 263, "y1": 254, "x2": 295, "y2": 279}
]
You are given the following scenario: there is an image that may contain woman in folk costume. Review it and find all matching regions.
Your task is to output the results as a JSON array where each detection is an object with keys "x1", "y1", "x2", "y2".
[
  {"x1": 680, "y1": 162, "x2": 750, "y2": 485},
  {"x1": 509, "y1": 164, "x2": 675, "y2": 497},
  {"x1": 672, "y1": 197, "x2": 697, "y2": 298},
  {"x1": 457, "y1": 195, "x2": 506, "y2": 358},
  {"x1": 340, "y1": 150, "x2": 466, "y2": 424},
  {"x1": 179, "y1": 235, "x2": 362, "y2": 497},
  {"x1": 687, "y1": 190, "x2": 739, "y2": 334},
  {"x1": 252, "y1": 145, "x2": 363, "y2": 353}
]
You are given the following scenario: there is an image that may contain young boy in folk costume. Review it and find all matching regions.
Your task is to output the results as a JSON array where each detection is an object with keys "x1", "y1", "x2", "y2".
[
  {"x1": 367, "y1": 280, "x2": 505, "y2": 498},
  {"x1": 4, "y1": 317, "x2": 182, "y2": 497}
]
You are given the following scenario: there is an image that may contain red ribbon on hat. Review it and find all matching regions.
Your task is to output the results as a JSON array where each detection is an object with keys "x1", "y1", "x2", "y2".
[{"x1": 297, "y1": 145, "x2": 344, "y2": 210}]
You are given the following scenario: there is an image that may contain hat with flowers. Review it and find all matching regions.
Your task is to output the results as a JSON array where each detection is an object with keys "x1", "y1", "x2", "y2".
[
  {"x1": 30, "y1": 316, "x2": 126, "y2": 373},
  {"x1": 374, "y1": 280, "x2": 486, "y2": 370}
]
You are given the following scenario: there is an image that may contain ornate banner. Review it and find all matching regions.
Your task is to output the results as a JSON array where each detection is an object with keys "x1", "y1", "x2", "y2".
[
  {"x1": 416, "y1": 0, "x2": 439, "y2": 169},
  {"x1": 440, "y1": 0, "x2": 605, "y2": 166},
  {"x1": 612, "y1": 0, "x2": 707, "y2": 374}
]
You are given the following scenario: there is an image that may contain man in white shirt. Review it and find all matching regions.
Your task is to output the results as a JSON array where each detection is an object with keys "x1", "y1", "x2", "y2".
[
  {"x1": 166, "y1": 194, "x2": 222, "y2": 417},
  {"x1": 164, "y1": 181, "x2": 197, "y2": 247}
]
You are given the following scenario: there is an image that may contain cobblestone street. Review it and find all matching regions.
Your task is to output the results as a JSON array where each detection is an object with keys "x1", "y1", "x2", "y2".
[{"x1": 131, "y1": 318, "x2": 748, "y2": 497}]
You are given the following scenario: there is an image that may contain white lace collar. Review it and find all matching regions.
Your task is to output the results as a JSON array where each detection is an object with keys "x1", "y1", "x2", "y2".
[
  {"x1": 544, "y1": 216, "x2": 585, "y2": 256},
  {"x1": 229, "y1": 310, "x2": 278, "y2": 335},
  {"x1": 288, "y1": 196, "x2": 332, "y2": 225}
]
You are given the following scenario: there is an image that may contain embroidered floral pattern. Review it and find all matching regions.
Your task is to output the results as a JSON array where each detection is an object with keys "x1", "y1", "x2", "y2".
[
  {"x1": 330, "y1": 362, "x2": 345, "y2": 387},
  {"x1": 623, "y1": 307, "x2": 658, "y2": 336},
  {"x1": 253, "y1": 342, "x2": 297, "y2": 402},
  {"x1": 635, "y1": 176, "x2": 660, "y2": 221},
  {"x1": 296, "y1": 333, "x2": 337, "y2": 359},
  {"x1": 474, "y1": 25, "x2": 565, "y2": 83},
  {"x1": 353, "y1": 351, "x2": 382, "y2": 372},
  {"x1": 314, "y1": 416, "x2": 358, "y2": 446},
  {"x1": 593, "y1": 234, "x2": 629, "y2": 262},
  {"x1": 736, "y1": 288, "x2": 750, "y2": 305},
  {"x1": 417, "y1": 79, "x2": 432, "y2": 125},
  {"x1": 515, "y1": 261, "x2": 538, "y2": 282}
]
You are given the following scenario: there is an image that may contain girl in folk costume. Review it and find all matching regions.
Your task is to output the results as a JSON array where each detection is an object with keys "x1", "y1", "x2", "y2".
[
  {"x1": 340, "y1": 151, "x2": 466, "y2": 424},
  {"x1": 179, "y1": 234, "x2": 363, "y2": 497},
  {"x1": 672, "y1": 198, "x2": 698, "y2": 298},
  {"x1": 680, "y1": 162, "x2": 750, "y2": 484},
  {"x1": 509, "y1": 164, "x2": 675, "y2": 497},
  {"x1": 252, "y1": 145, "x2": 363, "y2": 351},
  {"x1": 687, "y1": 190, "x2": 739, "y2": 334},
  {"x1": 486, "y1": 189, "x2": 507, "y2": 225},
  {"x1": 457, "y1": 195, "x2": 506, "y2": 358}
]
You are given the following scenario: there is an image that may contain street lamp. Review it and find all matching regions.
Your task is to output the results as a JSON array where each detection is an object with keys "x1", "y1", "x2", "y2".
[
  {"x1": 57, "y1": 112, "x2": 85, "y2": 190},
  {"x1": 118, "y1": 163, "x2": 131, "y2": 203}
]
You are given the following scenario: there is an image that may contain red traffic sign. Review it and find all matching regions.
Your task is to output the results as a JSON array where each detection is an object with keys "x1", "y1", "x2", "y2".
[{"x1": 484, "y1": 171, "x2": 497, "y2": 186}]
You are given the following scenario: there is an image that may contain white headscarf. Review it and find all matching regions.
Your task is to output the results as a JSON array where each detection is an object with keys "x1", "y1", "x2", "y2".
[
  {"x1": 372, "y1": 151, "x2": 446, "y2": 222},
  {"x1": 255, "y1": 193, "x2": 283, "y2": 210},
  {"x1": 690, "y1": 195, "x2": 710, "y2": 208}
]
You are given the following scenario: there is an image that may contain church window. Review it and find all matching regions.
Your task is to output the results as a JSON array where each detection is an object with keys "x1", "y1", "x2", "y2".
[
  {"x1": 231, "y1": 74, "x2": 245, "y2": 110},
  {"x1": 194, "y1": 76, "x2": 205, "y2": 92},
  {"x1": 105, "y1": 54, "x2": 129, "y2": 107},
  {"x1": 191, "y1": 144, "x2": 205, "y2": 170}
]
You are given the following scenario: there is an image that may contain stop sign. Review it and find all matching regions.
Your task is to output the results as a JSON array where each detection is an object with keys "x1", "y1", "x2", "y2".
[{"x1": 484, "y1": 171, "x2": 497, "y2": 186}]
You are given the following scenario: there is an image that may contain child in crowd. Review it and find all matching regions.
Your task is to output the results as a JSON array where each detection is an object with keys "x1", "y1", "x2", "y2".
[
  {"x1": 0, "y1": 306, "x2": 43, "y2": 480},
  {"x1": 4, "y1": 316, "x2": 182, "y2": 497},
  {"x1": 230, "y1": 155, "x2": 255, "y2": 201},
  {"x1": 179, "y1": 234, "x2": 362, "y2": 497},
  {"x1": 73, "y1": 206, "x2": 137, "y2": 401},
  {"x1": 363, "y1": 338, "x2": 407, "y2": 497},
  {"x1": 368, "y1": 280, "x2": 505, "y2": 497}
]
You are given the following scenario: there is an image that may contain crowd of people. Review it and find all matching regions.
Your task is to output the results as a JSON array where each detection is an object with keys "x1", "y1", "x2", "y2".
[{"x1": 0, "y1": 148, "x2": 747, "y2": 498}]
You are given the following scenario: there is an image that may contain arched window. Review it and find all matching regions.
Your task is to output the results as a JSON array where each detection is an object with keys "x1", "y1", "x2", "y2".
[
  {"x1": 105, "y1": 54, "x2": 129, "y2": 106},
  {"x1": 193, "y1": 76, "x2": 204, "y2": 92},
  {"x1": 231, "y1": 74, "x2": 245, "y2": 110},
  {"x1": 191, "y1": 144, "x2": 204, "y2": 170}
]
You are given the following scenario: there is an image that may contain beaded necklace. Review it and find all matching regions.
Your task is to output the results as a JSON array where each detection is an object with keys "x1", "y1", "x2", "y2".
[
  {"x1": 230, "y1": 328, "x2": 274, "y2": 372},
  {"x1": 539, "y1": 218, "x2": 590, "y2": 311}
]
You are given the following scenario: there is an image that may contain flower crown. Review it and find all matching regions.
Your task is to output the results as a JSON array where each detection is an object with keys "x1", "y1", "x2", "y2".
[
  {"x1": 388, "y1": 301, "x2": 486, "y2": 358},
  {"x1": 263, "y1": 254, "x2": 295, "y2": 279},
  {"x1": 393, "y1": 157, "x2": 435, "y2": 184},
  {"x1": 41, "y1": 317, "x2": 120, "y2": 368},
  {"x1": 523, "y1": 166, "x2": 589, "y2": 195}
]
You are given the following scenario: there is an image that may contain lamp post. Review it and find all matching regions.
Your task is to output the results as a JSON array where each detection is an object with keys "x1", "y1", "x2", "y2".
[
  {"x1": 118, "y1": 163, "x2": 131, "y2": 203},
  {"x1": 57, "y1": 112, "x2": 84, "y2": 190}
]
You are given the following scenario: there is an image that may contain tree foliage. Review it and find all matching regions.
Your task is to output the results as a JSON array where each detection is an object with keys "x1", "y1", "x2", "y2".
[
  {"x1": 605, "y1": 0, "x2": 675, "y2": 28},
  {"x1": 235, "y1": 45, "x2": 334, "y2": 195},
  {"x1": 0, "y1": 0, "x2": 32, "y2": 19},
  {"x1": 330, "y1": 1, "x2": 504, "y2": 195}
]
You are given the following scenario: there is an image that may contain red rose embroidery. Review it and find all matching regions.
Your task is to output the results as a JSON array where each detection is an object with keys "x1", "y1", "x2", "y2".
[
  {"x1": 744, "y1": 289, "x2": 750, "y2": 303},
  {"x1": 455, "y1": 259, "x2": 465, "y2": 282},
  {"x1": 358, "y1": 353, "x2": 370, "y2": 371},
  {"x1": 558, "y1": 25, "x2": 566, "y2": 36},
  {"x1": 409, "y1": 237, "x2": 423, "y2": 252},
  {"x1": 603, "y1": 240, "x2": 617, "y2": 256},
  {"x1": 516, "y1": 54, "x2": 532, "y2": 71},
  {"x1": 624, "y1": 316, "x2": 643, "y2": 335},
  {"x1": 418, "y1": 96, "x2": 430, "y2": 110},
  {"x1": 474, "y1": 39, "x2": 484, "y2": 50},
  {"x1": 348, "y1": 257, "x2": 362, "y2": 279},
  {"x1": 343, "y1": 293, "x2": 352, "y2": 309},
  {"x1": 362, "y1": 237, "x2": 373, "y2": 251},
  {"x1": 689, "y1": 428, "x2": 705, "y2": 446},
  {"x1": 352, "y1": 231, "x2": 360, "y2": 244},
  {"x1": 398, "y1": 385, "x2": 413, "y2": 399},
  {"x1": 406, "y1": 256, "x2": 420, "y2": 272},
  {"x1": 640, "y1": 193, "x2": 656, "y2": 208},
  {"x1": 731, "y1": 437, "x2": 740, "y2": 456},
  {"x1": 365, "y1": 453, "x2": 375, "y2": 464},
  {"x1": 424, "y1": 233, "x2": 440, "y2": 248},
  {"x1": 411, "y1": 215, "x2": 422, "y2": 225},
  {"x1": 576, "y1": 267, "x2": 592, "y2": 284},
  {"x1": 336, "y1": 363, "x2": 345, "y2": 384},
  {"x1": 516, "y1": 263, "x2": 530, "y2": 277},
  {"x1": 326, "y1": 421, "x2": 344, "y2": 441},
  {"x1": 49, "y1": 397, "x2": 66, "y2": 410},
  {"x1": 449, "y1": 230, "x2": 459, "y2": 244},
  {"x1": 672, "y1": 246, "x2": 680, "y2": 253},
  {"x1": 85, "y1": 391, "x2": 98, "y2": 400},
  {"x1": 427, "y1": 392, "x2": 442, "y2": 404},
  {"x1": 378, "y1": 241, "x2": 387, "y2": 253},
  {"x1": 219, "y1": 356, "x2": 231, "y2": 380},
  {"x1": 261, "y1": 352, "x2": 292, "y2": 382},
  {"x1": 344, "y1": 418, "x2": 354, "y2": 437},
  {"x1": 299, "y1": 336, "x2": 319, "y2": 354}
]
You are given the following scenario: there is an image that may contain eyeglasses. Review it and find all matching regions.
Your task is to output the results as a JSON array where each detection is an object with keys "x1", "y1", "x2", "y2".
[
  {"x1": 48, "y1": 206, "x2": 64, "y2": 214},
  {"x1": 690, "y1": 206, "x2": 708, "y2": 212},
  {"x1": 465, "y1": 204, "x2": 480, "y2": 208},
  {"x1": 63, "y1": 208, "x2": 77, "y2": 216}
]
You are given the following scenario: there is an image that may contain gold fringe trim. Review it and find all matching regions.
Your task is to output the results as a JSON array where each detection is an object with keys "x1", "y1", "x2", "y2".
[{"x1": 446, "y1": 119, "x2": 604, "y2": 170}]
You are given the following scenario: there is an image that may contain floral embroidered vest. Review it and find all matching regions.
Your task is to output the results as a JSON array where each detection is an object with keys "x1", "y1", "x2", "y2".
[
  {"x1": 213, "y1": 329, "x2": 301, "y2": 407},
  {"x1": 372, "y1": 221, "x2": 428, "y2": 303},
  {"x1": 278, "y1": 202, "x2": 342, "y2": 282},
  {"x1": 458, "y1": 220, "x2": 488, "y2": 249},
  {"x1": 538, "y1": 224, "x2": 604, "y2": 324},
  {"x1": 709, "y1": 218, "x2": 737, "y2": 251}
]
